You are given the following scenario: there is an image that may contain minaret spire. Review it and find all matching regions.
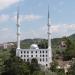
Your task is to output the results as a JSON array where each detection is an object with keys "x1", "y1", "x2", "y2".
[
  {"x1": 17, "y1": 4, "x2": 20, "y2": 49},
  {"x1": 48, "y1": 5, "x2": 51, "y2": 49},
  {"x1": 47, "y1": 5, "x2": 52, "y2": 63}
]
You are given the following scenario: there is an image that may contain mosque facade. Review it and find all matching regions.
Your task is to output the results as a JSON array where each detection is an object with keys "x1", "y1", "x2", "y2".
[{"x1": 16, "y1": 7, "x2": 52, "y2": 68}]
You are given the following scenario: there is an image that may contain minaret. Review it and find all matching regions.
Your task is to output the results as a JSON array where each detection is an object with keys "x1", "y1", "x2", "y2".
[
  {"x1": 16, "y1": 5, "x2": 20, "y2": 49},
  {"x1": 48, "y1": 6, "x2": 51, "y2": 49},
  {"x1": 47, "y1": 6, "x2": 52, "y2": 63}
]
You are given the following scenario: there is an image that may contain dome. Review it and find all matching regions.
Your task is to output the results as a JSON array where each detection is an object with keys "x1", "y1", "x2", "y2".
[{"x1": 30, "y1": 44, "x2": 39, "y2": 49}]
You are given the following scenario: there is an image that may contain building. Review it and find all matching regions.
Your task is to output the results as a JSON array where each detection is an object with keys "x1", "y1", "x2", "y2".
[
  {"x1": 16, "y1": 6, "x2": 52, "y2": 68},
  {"x1": 0, "y1": 42, "x2": 14, "y2": 49}
]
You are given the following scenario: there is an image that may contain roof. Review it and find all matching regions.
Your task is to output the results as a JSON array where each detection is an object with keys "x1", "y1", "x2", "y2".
[{"x1": 30, "y1": 44, "x2": 39, "y2": 49}]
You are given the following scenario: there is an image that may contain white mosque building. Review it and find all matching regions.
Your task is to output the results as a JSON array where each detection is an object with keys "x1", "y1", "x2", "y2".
[{"x1": 16, "y1": 7, "x2": 52, "y2": 68}]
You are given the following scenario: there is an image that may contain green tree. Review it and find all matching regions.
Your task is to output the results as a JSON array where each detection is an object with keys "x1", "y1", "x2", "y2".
[
  {"x1": 2, "y1": 48, "x2": 30, "y2": 75},
  {"x1": 68, "y1": 60, "x2": 75, "y2": 75},
  {"x1": 30, "y1": 58, "x2": 40, "y2": 75},
  {"x1": 50, "y1": 60, "x2": 58, "y2": 72},
  {"x1": 38, "y1": 40, "x2": 48, "y2": 49},
  {"x1": 60, "y1": 37, "x2": 75, "y2": 61}
]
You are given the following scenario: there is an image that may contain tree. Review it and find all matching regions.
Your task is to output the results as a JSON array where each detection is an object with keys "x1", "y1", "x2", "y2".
[
  {"x1": 59, "y1": 37, "x2": 75, "y2": 61},
  {"x1": 68, "y1": 60, "x2": 75, "y2": 75},
  {"x1": 1, "y1": 48, "x2": 30, "y2": 75},
  {"x1": 50, "y1": 60, "x2": 58, "y2": 72},
  {"x1": 38, "y1": 40, "x2": 48, "y2": 49},
  {"x1": 30, "y1": 58, "x2": 40, "y2": 75}
]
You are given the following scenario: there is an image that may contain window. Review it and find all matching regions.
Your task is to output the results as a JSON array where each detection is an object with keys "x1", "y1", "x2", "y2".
[
  {"x1": 21, "y1": 51, "x2": 22, "y2": 54},
  {"x1": 43, "y1": 51, "x2": 44, "y2": 53},
  {"x1": 43, "y1": 55, "x2": 44, "y2": 57},
  {"x1": 24, "y1": 51, "x2": 26, "y2": 53},
  {"x1": 46, "y1": 58, "x2": 48, "y2": 61},
  {"x1": 40, "y1": 59, "x2": 41, "y2": 61},
  {"x1": 46, "y1": 55, "x2": 47, "y2": 57},
  {"x1": 43, "y1": 58, "x2": 44, "y2": 61},
  {"x1": 46, "y1": 64, "x2": 48, "y2": 66},
  {"x1": 27, "y1": 59, "x2": 29, "y2": 62},
  {"x1": 46, "y1": 51, "x2": 48, "y2": 53},
  {"x1": 36, "y1": 55, "x2": 37, "y2": 57},
  {"x1": 40, "y1": 51, "x2": 41, "y2": 53},
  {"x1": 24, "y1": 55, "x2": 26, "y2": 57},
  {"x1": 21, "y1": 55, "x2": 22, "y2": 57},
  {"x1": 40, "y1": 55, "x2": 41, "y2": 57},
  {"x1": 36, "y1": 51, "x2": 37, "y2": 53},
  {"x1": 31, "y1": 51, "x2": 33, "y2": 53},
  {"x1": 27, "y1": 55, "x2": 29, "y2": 57},
  {"x1": 27, "y1": 51, "x2": 29, "y2": 54},
  {"x1": 31, "y1": 55, "x2": 33, "y2": 57}
]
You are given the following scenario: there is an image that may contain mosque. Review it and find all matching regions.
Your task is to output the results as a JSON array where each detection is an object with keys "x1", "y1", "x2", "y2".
[{"x1": 16, "y1": 7, "x2": 52, "y2": 68}]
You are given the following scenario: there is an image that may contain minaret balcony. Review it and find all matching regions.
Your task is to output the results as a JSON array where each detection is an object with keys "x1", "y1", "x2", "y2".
[
  {"x1": 17, "y1": 24, "x2": 20, "y2": 27},
  {"x1": 47, "y1": 32, "x2": 51, "y2": 34},
  {"x1": 17, "y1": 33, "x2": 20, "y2": 35},
  {"x1": 47, "y1": 24, "x2": 50, "y2": 26}
]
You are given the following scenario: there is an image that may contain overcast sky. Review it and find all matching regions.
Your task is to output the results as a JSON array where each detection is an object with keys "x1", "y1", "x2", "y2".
[{"x1": 0, "y1": 0, "x2": 75, "y2": 43}]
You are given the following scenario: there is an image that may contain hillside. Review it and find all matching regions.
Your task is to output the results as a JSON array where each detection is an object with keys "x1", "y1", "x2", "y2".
[
  {"x1": 69, "y1": 34, "x2": 75, "y2": 41},
  {"x1": 20, "y1": 34, "x2": 75, "y2": 54},
  {"x1": 20, "y1": 38, "x2": 61, "y2": 49}
]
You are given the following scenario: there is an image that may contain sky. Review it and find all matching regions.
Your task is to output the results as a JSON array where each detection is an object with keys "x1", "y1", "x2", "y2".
[{"x1": 0, "y1": 0, "x2": 75, "y2": 43}]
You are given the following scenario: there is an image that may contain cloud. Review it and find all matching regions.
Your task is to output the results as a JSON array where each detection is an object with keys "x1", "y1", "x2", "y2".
[
  {"x1": 0, "y1": 23, "x2": 75, "y2": 43},
  {"x1": 0, "y1": 14, "x2": 9, "y2": 22},
  {"x1": 23, "y1": 23, "x2": 75, "y2": 39},
  {"x1": 0, "y1": 0, "x2": 19, "y2": 10},
  {"x1": 39, "y1": 24, "x2": 75, "y2": 38},
  {"x1": 11, "y1": 14, "x2": 42, "y2": 22},
  {"x1": 0, "y1": 13, "x2": 42, "y2": 22},
  {"x1": 51, "y1": 25, "x2": 60, "y2": 33},
  {"x1": 24, "y1": 14, "x2": 42, "y2": 21},
  {"x1": 0, "y1": 13, "x2": 42, "y2": 43},
  {"x1": 42, "y1": 24, "x2": 60, "y2": 33},
  {"x1": 0, "y1": 27, "x2": 16, "y2": 43},
  {"x1": 21, "y1": 25, "x2": 61, "y2": 39},
  {"x1": 51, "y1": 24, "x2": 75, "y2": 33},
  {"x1": 0, "y1": 28, "x2": 9, "y2": 32},
  {"x1": 64, "y1": 24, "x2": 75, "y2": 30}
]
